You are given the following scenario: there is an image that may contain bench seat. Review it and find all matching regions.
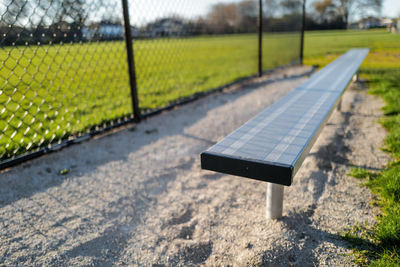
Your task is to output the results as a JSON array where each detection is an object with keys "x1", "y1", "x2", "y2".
[{"x1": 201, "y1": 49, "x2": 369, "y2": 186}]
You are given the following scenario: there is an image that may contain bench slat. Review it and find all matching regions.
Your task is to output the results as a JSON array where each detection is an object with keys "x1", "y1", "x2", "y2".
[{"x1": 201, "y1": 49, "x2": 369, "y2": 186}]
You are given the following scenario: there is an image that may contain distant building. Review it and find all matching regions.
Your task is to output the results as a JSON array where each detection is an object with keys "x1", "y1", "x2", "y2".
[
  {"x1": 348, "y1": 17, "x2": 393, "y2": 30},
  {"x1": 147, "y1": 18, "x2": 186, "y2": 37},
  {"x1": 381, "y1": 18, "x2": 394, "y2": 28},
  {"x1": 82, "y1": 23, "x2": 138, "y2": 41},
  {"x1": 358, "y1": 17, "x2": 381, "y2": 29}
]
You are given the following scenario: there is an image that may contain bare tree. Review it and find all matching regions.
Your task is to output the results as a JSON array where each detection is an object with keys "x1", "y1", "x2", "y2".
[
  {"x1": 358, "y1": 0, "x2": 383, "y2": 18},
  {"x1": 336, "y1": 0, "x2": 383, "y2": 27},
  {"x1": 207, "y1": 3, "x2": 240, "y2": 33},
  {"x1": 310, "y1": 0, "x2": 383, "y2": 27},
  {"x1": 281, "y1": 0, "x2": 302, "y2": 13},
  {"x1": 336, "y1": 0, "x2": 355, "y2": 26},
  {"x1": 52, "y1": 0, "x2": 86, "y2": 25},
  {"x1": 264, "y1": 0, "x2": 280, "y2": 18},
  {"x1": 313, "y1": 0, "x2": 337, "y2": 22},
  {"x1": 2, "y1": 0, "x2": 29, "y2": 26},
  {"x1": 39, "y1": 0, "x2": 87, "y2": 42},
  {"x1": 237, "y1": 0, "x2": 258, "y2": 32}
]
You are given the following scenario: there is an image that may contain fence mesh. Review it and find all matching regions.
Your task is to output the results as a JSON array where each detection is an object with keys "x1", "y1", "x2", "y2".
[
  {"x1": 0, "y1": 0, "x2": 302, "y2": 167},
  {"x1": 0, "y1": 0, "x2": 132, "y2": 161},
  {"x1": 131, "y1": 0, "x2": 259, "y2": 111},
  {"x1": 262, "y1": 0, "x2": 302, "y2": 70}
]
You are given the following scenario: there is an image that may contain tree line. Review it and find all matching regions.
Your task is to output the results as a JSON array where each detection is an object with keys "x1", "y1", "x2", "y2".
[
  {"x1": 0, "y1": 0, "x2": 384, "y2": 46},
  {"x1": 309, "y1": 0, "x2": 383, "y2": 29},
  {"x1": 144, "y1": 0, "x2": 383, "y2": 35}
]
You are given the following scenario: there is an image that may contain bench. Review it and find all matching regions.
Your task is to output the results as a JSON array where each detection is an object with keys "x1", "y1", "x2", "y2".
[{"x1": 200, "y1": 48, "x2": 369, "y2": 219}]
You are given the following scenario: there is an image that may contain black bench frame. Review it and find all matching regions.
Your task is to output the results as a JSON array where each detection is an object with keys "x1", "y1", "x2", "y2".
[{"x1": 201, "y1": 49, "x2": 369, "y2": 218}]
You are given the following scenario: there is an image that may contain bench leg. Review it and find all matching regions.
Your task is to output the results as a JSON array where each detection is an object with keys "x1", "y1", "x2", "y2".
[
  {"x1": 352, "y1": 72, "x2": 360, "y2": 82},
  {"x1": 266, "y1": 183, "x2": 284, "y2": 219}
]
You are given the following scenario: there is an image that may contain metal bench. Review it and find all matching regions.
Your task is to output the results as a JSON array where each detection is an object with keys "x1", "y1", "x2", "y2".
[{"x1": 200, "y1": 49, "x2": 369, "y2": 219}]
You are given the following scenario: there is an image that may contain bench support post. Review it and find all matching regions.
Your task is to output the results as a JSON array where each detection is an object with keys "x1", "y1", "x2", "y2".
[
  {"x1": 266, "y1": 183, "x2": 284, "y2": 219},
  {"x1": 352, "y1": 72, "x2": 360, "y2": 82}
]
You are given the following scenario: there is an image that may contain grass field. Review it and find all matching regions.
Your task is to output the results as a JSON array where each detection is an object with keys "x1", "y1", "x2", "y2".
[
  {"x1": 0, "y1": 33, "x2": 299, "y2": 159},
  {"x1": 304, "y1": 29, "x2": 400, "y2": 266},
  {"x1": 304, "y1": 29, "x2": 400, "y2": 69}
]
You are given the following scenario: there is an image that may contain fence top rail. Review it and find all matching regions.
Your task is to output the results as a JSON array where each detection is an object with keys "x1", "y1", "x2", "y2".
[{"x1": 201, "y1": 48, "x2": 369, "y2": 186}]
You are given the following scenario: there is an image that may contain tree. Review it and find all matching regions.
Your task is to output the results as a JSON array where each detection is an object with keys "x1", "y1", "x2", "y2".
[
  {"x1": 237, "y1": 0, "x2": 258, "y2": 32},
  {"x1": 2, "y1": 0, "x2": 29, "y2": 26},
  {"x1": 281, "y1": 0, "x2": 302, "y2": 14},
  {"x1": 313, "y1": 0, "x2": 337, "y2": 23},
  {"x1": 336, "y1": 0, "x2": 383, "y2": 27},
  {"x1": 206, "y1": 1, "x2": 258, "y2": 34},
  {"x1": 52, "y1": 0, "x2": 86, "y2": 25},
  {"x1": 357, "y1": 0, "x2": 383, "y2": 19},
  {"x1": 207, "y1": 3, "x2": 240, "y2": 33},
  {"x1": 310, "y1": 0, "x2": 383, "y2": 27},
  {"x1": 36, "y1": 0, "x2": 87, "y2": 42},
  {"x1": 264, "y1": 0, "x2": 280, "y2": 18}
]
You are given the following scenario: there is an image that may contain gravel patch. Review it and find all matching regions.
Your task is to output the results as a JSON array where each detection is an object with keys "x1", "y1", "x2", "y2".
[{"x1": 0, "y1": 66, "x2": 389, "y2": 266}]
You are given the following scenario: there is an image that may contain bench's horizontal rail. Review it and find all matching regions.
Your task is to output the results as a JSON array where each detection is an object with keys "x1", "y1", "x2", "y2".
[{"x1": 201, "y1": 49, "x2": 369, "y2": 186}]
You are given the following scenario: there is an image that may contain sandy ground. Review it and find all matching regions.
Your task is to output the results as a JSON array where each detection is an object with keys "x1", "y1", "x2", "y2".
[{"x1": 0, "y1": 66, "x2": 390, "y2": 266}]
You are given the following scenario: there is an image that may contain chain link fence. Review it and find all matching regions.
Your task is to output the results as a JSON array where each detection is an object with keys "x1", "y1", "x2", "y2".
[{"x1": 0, "y1": 0, "x2": 303, "y2": 168}]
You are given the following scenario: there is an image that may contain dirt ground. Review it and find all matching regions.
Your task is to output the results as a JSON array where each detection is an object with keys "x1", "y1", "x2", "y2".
[{"x1": 0, "y1": 66, "x2": 390, "y2": 266}]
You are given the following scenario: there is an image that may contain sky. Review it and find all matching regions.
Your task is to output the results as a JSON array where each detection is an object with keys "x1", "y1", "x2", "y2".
[
  {"x1": 382, "y1": 0, "x2": 400, "y2": 18},
  {"x1": 128, "y1": 0, "x2": 400, "y2": 26},
  {"x1": 128, "y1": 0, "x2": 243, "y2": 25}
]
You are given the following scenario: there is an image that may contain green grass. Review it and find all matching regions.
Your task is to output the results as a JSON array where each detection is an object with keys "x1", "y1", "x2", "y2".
[
  {"x1": 304, "y1": 29, "x2": 400, "y2": 69},
  {"x1": 0, "y1": 33, "x2": 298, "y2": 159},
  {"x1": 0, "y1": 41, "x2": 132, "y2": 158},
  {"x1": 303, "y1": 29, "x2": 400, "y2": 265}
]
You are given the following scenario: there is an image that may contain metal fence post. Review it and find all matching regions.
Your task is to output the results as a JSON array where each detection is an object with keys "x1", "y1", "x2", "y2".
[
  {"x1": 300, "y1": 0, "x2": 306, "y2": 65},
  {"x1": 122, "y1": 0, "x2": 141, "y2": 122},
  {"x1": 258, "y1": 0, "x2": 263, "y2": 77}
]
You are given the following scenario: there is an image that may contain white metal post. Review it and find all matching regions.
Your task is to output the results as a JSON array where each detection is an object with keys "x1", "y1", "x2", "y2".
[
  {"x1": 352, "y1": 72, "x2": 360, "y2": 82},
  {"x1": 266, "y1": 182, "x2": 284, "y2": 219}
]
